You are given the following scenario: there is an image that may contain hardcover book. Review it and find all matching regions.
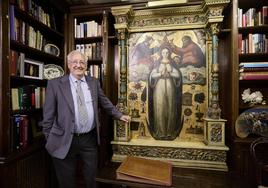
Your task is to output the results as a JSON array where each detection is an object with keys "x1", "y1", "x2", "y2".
[
  {"x1": 116, "y1": 156, "x2": 172, "y2": 186},
  {"x1": 239, "y1": 71, "x2": 268, "y2": 80},
  {"x1": 240, "y1": 62, "x2": 268, "y2": 68}
]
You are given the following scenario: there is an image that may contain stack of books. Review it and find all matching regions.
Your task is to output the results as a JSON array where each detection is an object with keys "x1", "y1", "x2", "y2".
[{"x1": 239, "y1": 62, "x2": 268, "y2": 80}]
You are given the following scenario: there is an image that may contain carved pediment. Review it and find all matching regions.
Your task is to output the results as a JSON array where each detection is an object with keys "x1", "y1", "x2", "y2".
[{"x1": 112, "y1": 0, "x2": 230, "y2": 32}]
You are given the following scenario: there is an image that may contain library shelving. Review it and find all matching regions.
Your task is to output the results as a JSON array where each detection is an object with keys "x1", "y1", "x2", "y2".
[{"x1": 0, "y1": 0, "x2": 66, "y2": 187}]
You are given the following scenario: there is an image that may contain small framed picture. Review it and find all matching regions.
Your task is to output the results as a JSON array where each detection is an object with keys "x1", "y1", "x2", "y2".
[{"x1": 20, "y1": 59, "x2": 44, "y2": 79}]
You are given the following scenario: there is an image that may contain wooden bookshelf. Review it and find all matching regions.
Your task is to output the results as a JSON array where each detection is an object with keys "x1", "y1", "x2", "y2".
[
  {"x1": 219, "y1": 0, "x2": 268, "y2": 183},
  {"x1": 0, "y1": 0, "x2": 66, "y2": 187}
]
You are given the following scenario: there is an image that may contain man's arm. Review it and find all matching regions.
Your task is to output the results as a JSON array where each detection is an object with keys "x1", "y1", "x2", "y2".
[
  {"x1": 42, "y1": 80, "x2": 57, "y2": 139},
  {"x1": 96, "y1": 81, "x2": 130, "y2": 122}
]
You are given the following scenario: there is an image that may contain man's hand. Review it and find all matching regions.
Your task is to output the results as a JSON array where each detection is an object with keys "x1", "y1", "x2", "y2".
[{"x1": 120, "y1": 115, "x2": 131, "y2": 123}]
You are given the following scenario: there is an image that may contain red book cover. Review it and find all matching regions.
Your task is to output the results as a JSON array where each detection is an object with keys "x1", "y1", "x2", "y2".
[
  {"x1": 238, "y1": 34, "x2": 242, "y2": 54},
  {"x1": 242, "y1": 14, "x2": 247, "y2": 27},
  {"x1": 31, "y1": 86, "x2": 36, "y2": 109},
  {"x1": 262, "y1": 6, "x2": 268, "y2": 25},
  {"x1": 240, "y1": 73, "x2": 268, "y2": 80},
  {"x1": 10, "y1": 50, "x2": 18, "y2": 76},
  {"x1": 248, "y1": 33, "x2": 253, "y2": 53},
  {"x1": 20, "y1": 115, "x2": 29, "y2": 149}
]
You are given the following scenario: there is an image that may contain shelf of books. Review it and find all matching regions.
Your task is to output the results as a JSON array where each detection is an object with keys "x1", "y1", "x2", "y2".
[
  {"x1": 73, "y1": 13, "x2": 105, "y2": 80},
  {"x1": 237, "y1": 0, "x2": 268, "y2": 112},
  {"x1": 7, "y1": 0, "x2": 65, "y2": 154}
]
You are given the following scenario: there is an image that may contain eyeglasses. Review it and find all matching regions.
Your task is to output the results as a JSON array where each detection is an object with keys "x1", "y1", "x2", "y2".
[{"x1": 70, "y1": 61, "x2": 86, "y2": 65}]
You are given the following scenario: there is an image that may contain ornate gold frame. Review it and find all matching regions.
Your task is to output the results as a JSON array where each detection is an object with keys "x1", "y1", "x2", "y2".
[{"x1": 111, "y1": 0, "x2": 230, "y2": 171}]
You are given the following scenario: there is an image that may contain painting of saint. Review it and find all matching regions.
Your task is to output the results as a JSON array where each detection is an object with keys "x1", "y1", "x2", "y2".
[
  {"x1": 170, "y1": 35, "x2": 205, "y2": 68},
  {"x1": 128, "y1": 30, "x2": 207, "y2": 141},
  {"x1": 130, "y1": 35, "x2": 159, "y2": 67},
  {"x1": 148, "y1": 44, "x2": 182, "y2": 140}
]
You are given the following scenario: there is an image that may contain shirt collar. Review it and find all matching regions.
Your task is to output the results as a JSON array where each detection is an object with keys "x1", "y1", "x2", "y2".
[{"x1": 69, "y1": 74, "x2": 86, "y2": 83}]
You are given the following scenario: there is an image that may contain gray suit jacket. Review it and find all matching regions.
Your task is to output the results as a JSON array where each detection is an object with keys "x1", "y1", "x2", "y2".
[{"x1": 42, "y1": 75, "x2": 123, "y2": 159}]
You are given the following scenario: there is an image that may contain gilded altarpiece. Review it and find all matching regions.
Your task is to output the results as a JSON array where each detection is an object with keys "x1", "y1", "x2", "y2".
[{"x1": 112, "y1": 0, "x2": 230, "y2": 171}]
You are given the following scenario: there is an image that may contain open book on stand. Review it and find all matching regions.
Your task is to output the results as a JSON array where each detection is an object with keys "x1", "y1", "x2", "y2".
[{"x1": 116, "y1": 156, "x2": 172, "y2": 186}]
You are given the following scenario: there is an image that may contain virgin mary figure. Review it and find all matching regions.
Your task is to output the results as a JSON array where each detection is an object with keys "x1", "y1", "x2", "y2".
[{"x1": 148, "y1": 44, "x2": 183, "y2": 140}]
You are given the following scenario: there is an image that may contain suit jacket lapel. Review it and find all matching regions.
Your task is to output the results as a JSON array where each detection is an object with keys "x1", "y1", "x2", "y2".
[
  {"x1": 86, "y1": 76, "x2": 96, "y2": 97},
  {"x1": 59, "y1": 75, "x2": 75, "y2": 114},
  {"x1": 85, "y1": 76, "x2": 100, "y2": 145},
  {"x1": 86, "y1": 76, "x2": 97, "y2": 108}
]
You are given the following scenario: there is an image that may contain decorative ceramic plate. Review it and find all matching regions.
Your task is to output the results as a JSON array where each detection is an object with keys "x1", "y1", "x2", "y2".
[
  {"x1": 235, "y1": 106, "x2": 268, "y2": 138},
  {"x1": 44, "y1": 44, "x2": 60, "y2": 56},
  {"x1": 43, "y1": 64, "x2": 64, "y2": 80}
]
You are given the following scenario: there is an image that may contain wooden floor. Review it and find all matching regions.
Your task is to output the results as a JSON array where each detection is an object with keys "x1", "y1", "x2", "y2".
[{"x1": 96, "y1": 162, "x2": 256, "y2": 188}]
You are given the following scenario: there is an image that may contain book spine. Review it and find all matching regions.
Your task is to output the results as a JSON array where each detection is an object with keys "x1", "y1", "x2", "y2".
[
  {"x1": 13, "y1": 115, "x2": 22, "y2": 150},
  {"x1": 263, "y1": 6, "x2": 268, "y2": 25},
  {"x1": 21, "y1": 86, "x2": 32, "y2": 110},
  {"x1": 240, "y1": 71, "x2": 268, "y2": 75},
  {"x1": 238, "y1": 34, "x2": 242, "y2": 54},
  {"x1": 240, "y1": 67, "x2": 268, "y2": 72},
  {"x1": 11, "y1": 88, "x2": 19, "y2": 110},
  {"x1": 31, "y1": 86, "x2": 36, "y2": 109},
  {"x1": 239, "y1": 74, "x2": 268, "y2": 80},
  {"x1": 35, "y1": 87, "x2": 41, "y2": 109},
  {"x1": 240, "y1": 62, "x2": 268, "y2": 68},
  {"x1": 20, "y1": 115, "x2": 29, "y2": 149},
  {"x1": 10, "y1": 5, "x2": 15, "y2": 40},
  {"x1": 18, "y1": 87, "x2": 23, "y2": 110},
  {"x1": 10, "y1": 50, "x2": 18, "y2": 76}
]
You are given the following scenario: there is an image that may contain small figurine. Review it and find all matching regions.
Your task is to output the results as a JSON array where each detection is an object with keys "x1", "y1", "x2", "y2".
[
  {"x1": 207, "y1": 102, "x2": 221, "y2": 119},
  {"x1": 139, "y1": 122, "x2": 146, "y2": 137}
]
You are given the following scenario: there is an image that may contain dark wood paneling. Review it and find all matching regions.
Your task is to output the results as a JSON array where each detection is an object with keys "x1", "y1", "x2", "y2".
[
  {"x1": 17, "y1": 150, "x2": 49, "y2": 188},
  {"x1": 0, "y1": 161, "x2": 17, "y2": 188},
  {"x1": 0, "y1": 149, "x2": 51, "y2": 188},
  {"x1": 96, "y1": 162, "x2": 254, "y2": 188},
  {"x1": 0, "y1": 0, "x2": 11, "y2": 157}
]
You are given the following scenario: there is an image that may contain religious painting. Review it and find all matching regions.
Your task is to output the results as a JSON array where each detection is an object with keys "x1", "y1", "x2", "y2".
[{"x1": 128, "y1": 30, "x2": 208, "y2": 141}]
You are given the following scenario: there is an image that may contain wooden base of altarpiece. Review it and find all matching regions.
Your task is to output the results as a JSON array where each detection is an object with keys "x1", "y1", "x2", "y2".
[{"x1": 111, "y1": 139, "x2": 229, "y2": 171}]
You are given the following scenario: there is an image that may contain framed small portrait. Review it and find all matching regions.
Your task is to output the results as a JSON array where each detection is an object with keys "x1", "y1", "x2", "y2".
[
  {"x1": 20, "y1": 59, "x2": 44, "y2": 79},
  {"x1": 44, "y1": 44, "x2": 60, "y2": 56}
]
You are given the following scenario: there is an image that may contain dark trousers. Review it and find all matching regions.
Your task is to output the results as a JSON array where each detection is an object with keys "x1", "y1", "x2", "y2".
[{"x1": 52, "y1": 129, "x2": 98, "y2": 188}]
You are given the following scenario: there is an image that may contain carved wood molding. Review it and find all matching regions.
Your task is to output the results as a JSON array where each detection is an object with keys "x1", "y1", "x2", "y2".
[
  {"x1": 112, "y1": 0, "x2": 230, "y2": 32},
  {"x1": 113, "y1": 144, "x2": 227, "y2": 162}
]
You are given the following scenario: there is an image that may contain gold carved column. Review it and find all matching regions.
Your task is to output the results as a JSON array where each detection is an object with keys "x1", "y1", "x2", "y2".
[
  {"x1": 112, "y1": 5, "x2": 133, "y2": 105},
  {"x1": 204, "y1": 2, "x2": 228, "y2": 146},
  {"x1": 112, "y1": 6, "x2": 133, "y2": 141}
]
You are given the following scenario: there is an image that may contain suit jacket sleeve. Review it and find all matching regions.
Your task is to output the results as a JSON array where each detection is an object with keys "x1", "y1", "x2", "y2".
[
  {"x1": 96, "y1": 80, "x2": 123, "y2": 119},
  {"x1": 42, "y1": 80, "x2": 57, "y2": 139}
]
